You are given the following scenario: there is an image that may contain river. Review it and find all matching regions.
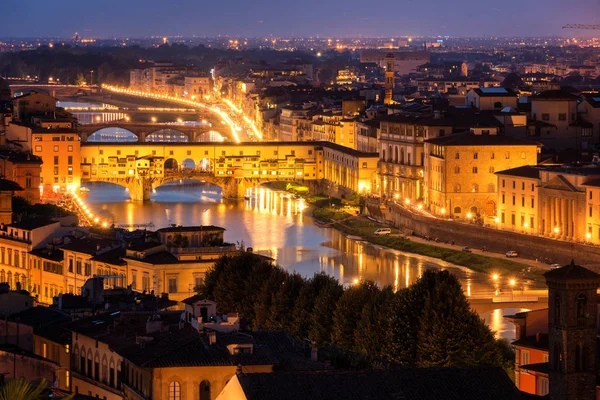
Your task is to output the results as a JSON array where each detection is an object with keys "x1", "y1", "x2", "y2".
[{"x1": 84, "y1": 181, "x2": 531, "y2": 340}]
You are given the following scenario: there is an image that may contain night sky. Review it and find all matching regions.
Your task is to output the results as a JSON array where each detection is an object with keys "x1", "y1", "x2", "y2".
[{"x1": 2, "y1": 0, "x2": 599, "y2": 38}]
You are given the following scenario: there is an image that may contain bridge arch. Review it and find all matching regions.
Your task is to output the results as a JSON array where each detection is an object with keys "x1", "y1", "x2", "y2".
[
  {"x1": 164, "y1": 158, "x2": 179, "y2": 172},
  {"x1": 181, "y1": 158, "x2": 196, "y2": 170},
  {"x1": 146, "y1": 129, "x2": 189, "y2": 143},
  {"x1": 88, "y1": 127, "x2": 139, "y2": 142}
]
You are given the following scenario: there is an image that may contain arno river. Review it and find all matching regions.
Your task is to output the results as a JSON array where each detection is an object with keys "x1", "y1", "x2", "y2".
[{"x1": 85, "y1": 182, "x2": 529, "y2": 339}]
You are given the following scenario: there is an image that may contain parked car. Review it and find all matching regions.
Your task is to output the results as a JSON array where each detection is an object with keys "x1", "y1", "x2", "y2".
[
  {"x1": 374, "y1": 228, "x2": 392, "y2": 236},
  {"x1": 462, "y1": 246, "x2": 472, "y2": 253},
  {"x1": 505, "y1": 251, "x2": 519, "y2": 258},
  {"x1": 550, "y1": 263, "x2": 561, "y2": 270}
]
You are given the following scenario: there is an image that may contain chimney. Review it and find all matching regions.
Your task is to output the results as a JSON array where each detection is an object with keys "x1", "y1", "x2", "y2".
[{"x1": 208, "y1": 331, "x2": 217, "y2": 345}]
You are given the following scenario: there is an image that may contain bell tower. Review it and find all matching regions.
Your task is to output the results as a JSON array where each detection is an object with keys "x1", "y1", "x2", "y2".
[
  {"x1": 545, "y1": 260, "x2": 600, "y2": 400},
  {"x1": 384, "y1": 53, "x2": 395, "y2": 105}
]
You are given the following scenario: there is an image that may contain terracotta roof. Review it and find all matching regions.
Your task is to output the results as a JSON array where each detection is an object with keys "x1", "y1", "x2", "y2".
[
  {"x1": 544, "y1": 260, "x2": 600, "y2": 281},
  {"x1": 425, "y1": 132, "x2": 540, "y2": 147},
  {"x1": 533, "y1": 89, "x2": 579, "y2": 101},
  {"x1": 495, "y1": 166, "x2": 540, "y2": 180},
  {"x1": 519, "y1": 362, "x2": 549, "y2": 375},
  {"x1": 0, "y1": 179, "x2": 23, "y2": 192},
  {"x1": 236, "y1": 367, "x2": 525, "y2": 400}
]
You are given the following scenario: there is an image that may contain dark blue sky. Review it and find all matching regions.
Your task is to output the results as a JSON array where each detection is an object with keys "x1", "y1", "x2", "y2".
[{"x1": 2, "y1": 0, "x2": 599, "y2": 38}]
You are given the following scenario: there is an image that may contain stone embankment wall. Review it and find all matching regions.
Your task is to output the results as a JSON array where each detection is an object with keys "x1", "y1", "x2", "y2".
[{"x1": 375, "y1": 201, "x2": 600, "y2": 270}]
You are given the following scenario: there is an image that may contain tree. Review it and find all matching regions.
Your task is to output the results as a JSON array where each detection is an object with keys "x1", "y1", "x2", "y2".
[
  {"x1": 254, "y1": 267, "x2": 288, "y2": 329},
  {"x1": 332, "y1": 280, "x2": 379, "y2": 350},
  {"x1": 268, "y1": 272, "x2": 305, "y2": 331},
  {"x1": 75, "y1": 73, "x2": 86, "y2": 86},
  {"x1": 353, "y1": 285, "x2": 395, "y2": 359},
  {"x1": 309, "y1": 279, "x2": 343, "y2": 345},
  {"x1": 0, "y1": 378, "x2": 72, "y2": 400},
  {"x1": 0, "y1": 77, "x2": 10, "y2": 102}
]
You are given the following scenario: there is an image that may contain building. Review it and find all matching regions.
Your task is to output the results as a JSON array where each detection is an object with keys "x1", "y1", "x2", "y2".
[
  {"x1": 465, "y1": 88, "x2": 518, "y2": 111},
  {"x1": 356, "y1": 120, "x2": 379, "y2": 153},
  {"x1": 322, "y1": 142, "x2": 378, "y2": 195},
  {"x1": 217, "y1": 367, "x2": 525, "y2": 400},
  {"x1": 0, "y1": 150, "x2": 42, "y2": 203},
  {"x1": 184, "y1": 75, "x2": 212, "y2": 99},
  {"x1": 507, "y1": 261, "x2": 600, "y2": 399},
  {"x1": 495, "y1": 163, "x2": 600, "y2": 243},
  {"x1": 0, "y1": 178, "x2": 23, "y2": 224},
  {"x1": 384, "y1": 53, "x2": 395, "y2": 105},
  {"x1": 424, "y1": 131, "x2": 539, "y2": 219},
  {"x1": 11, "y1": 91, "x2": 57, "y2": 122},
  {"x1": 378, "y1": 114, "x2": 452, "y2": 202},
  {"x1": 529, "y1": 89, "x2": 586, "y2": 150}
]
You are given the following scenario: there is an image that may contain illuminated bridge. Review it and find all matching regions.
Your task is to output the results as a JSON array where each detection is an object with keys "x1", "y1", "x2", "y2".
[
  {"x1": 78, "y1": 123, "x2": 218, "y2": 143},
  {"x1": 80, "y1": 142, "x2": 379, "y2": 201}
]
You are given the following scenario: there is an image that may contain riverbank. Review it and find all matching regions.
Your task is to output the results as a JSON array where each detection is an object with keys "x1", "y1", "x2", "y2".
[{"x1": 311, "y1": 204, "x2": 545, "y2": 283}]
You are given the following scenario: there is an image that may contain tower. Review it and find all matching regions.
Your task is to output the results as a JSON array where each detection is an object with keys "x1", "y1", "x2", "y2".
[
  {"x1": 545, "y1": 261, "x2": 600, "y2": 400},
  {"x1": 384, "y1": 53, "x2": 395, "y2": 105}
]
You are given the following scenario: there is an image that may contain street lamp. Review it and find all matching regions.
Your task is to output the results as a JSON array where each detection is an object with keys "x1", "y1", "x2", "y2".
[
  {"x1": 509, "y1": 278, "x2": 516, "y2": 300},
  {"x1": 467, "y1": 212, "x2": 472, "y2": 219},
  {"x1": 151, "y1": 117, "x2": 157, "y2": 123},
  {"x1": 441, "y1": 208, "x2": 446, "y2": 215},
  {"x1": 404, "y1": 198, "x2": 410, "y2": 205}
]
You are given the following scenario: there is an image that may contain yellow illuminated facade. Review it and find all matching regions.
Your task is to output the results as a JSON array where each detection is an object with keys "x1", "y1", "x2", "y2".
[{"x1": 424, "y1": 131, "x2": 539, "y2": 219}]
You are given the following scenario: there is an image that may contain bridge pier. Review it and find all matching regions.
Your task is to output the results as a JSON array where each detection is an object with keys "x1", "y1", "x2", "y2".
[
  {"x1": 128, "y1": 177, "x2": 152, "y2": 202},
  {"x1": 221, "y1": 178, "x2": 246, "y2": 199}
]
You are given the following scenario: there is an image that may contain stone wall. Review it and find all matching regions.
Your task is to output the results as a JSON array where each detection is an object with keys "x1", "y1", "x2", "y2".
[{"x1": 376, "y1": 201, "x2": 600, "y2": 270}]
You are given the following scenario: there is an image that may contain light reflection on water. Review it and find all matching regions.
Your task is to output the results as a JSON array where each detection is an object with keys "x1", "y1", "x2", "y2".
[
  {"x1": 85, "y1": 182, "x2": 535, "y2": 339},
  {"x1": 480, "y1": 308, "x2": 529, "y2": 340}
]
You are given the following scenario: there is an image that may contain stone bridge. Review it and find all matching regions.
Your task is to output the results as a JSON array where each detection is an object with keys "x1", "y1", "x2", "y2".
[
  {"x1": 10, "y1": 84, "x2": 99, "y2": 98},
  {"x1": 78, "y1": 123, "x2": 215, "y2": 143},
  {"x1": 81, "y1": 170, "x2": 317, "y2": 201}
]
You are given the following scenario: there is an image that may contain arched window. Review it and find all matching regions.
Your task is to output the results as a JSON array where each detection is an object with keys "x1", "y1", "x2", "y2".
[
  {"x1": 102, "y1": 356, "x2": 108, "y2": 384},
  {"x1": 394, "y1": 147, "x2": 399, "y2": 163},
  {"x1": 576, "y1": 343, "x2": 586, "y2": 372},
  {"x1": 472, "y1": 184, "x2": 479, "y2": 193},
  {"x1": 169, "y1": 381, "x2": 181, "y2": 400},
  {"x1": 454, "y1": 184, "x2": 461, "y2": 193},
  {"x1": 388, "y1": 145, "x2": 392, "y2": 162},
  {"x1": 87, "y1": 350, "x2": 93, "y2": 379},
  {"x1": 577, "y1": 294, "x2": 587, "y2": 321},
  {"x1": 382, "y1": 149, "x2": 386, "y2": 161},
  {"x1": 80, "y1": 346, "x2": 86, "y2": 375},
  {"x1": 0, "y1": 270, "x2": 4, "y2": 283},
  {"x1": 200, "y1": 380, "x2": 211, "y2": 400},
  {"x1": 494, "y1": 101, "x2": 502, "y2": 108},
  {"x1": 6, "y1": 272, "x2": 11, "y2": 288},
  {"x1": 400, "y1": 148, "x2": 405, "y2": 164},
  {"x1": 553, "y1": 343, "x2": 563, "y2": 372},
  {"x1": 554, "y1": 294, "x2": 561, "y2": 324},
  {"x1": 454, "y1": 207, "x2": 462, "y2": 214}
]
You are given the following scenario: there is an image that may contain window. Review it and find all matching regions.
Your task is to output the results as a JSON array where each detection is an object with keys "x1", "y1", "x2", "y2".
[
  {"x1": 502, "y1": 194, "x2": 505, "y2": 204},
  {"x1": 590, "y1": 191, "x2": 593, "y2": 200},
  {"x1": 453, "y1": 207, "x2": 461, "y2": 214},
  {"x1": 576, "y1": 344, "x2": 585, "y2": 372},
  {"x1": 512, "y1": 181, "x2": 516, "y2": 189},
  {"x1": 455, "y1": 152, "x2": 459, "y2": 159},
  {"x1": 512, "y1": 196, "x2": 515, "y2": 206},
  {"x1": 68, "y1": 156, "x2": 73, "y2": 165},
  {"x1": 577, "y1": 294, "x2": 587, "y2": 320},
  {"x1": 501, "y1": 212, "x2": 505, "y2": 223},
  {"x1": 522, "y1": 197, "x2": 525, "y2": 207},
  {"x1": 472, "y1": 167, "x2": 478, "y2": 174},
  {"x1": 68, "y1": 145, "x2": 73, "y2": 152},
  {"x1": 505, "y1": 152, "x2": 510, "y2": 159},
  {"x1": 540, "y1": 378, "x2": 549, "y2": 396},
  {"x1": 530, "y1": 217, "x2": 534, "y2": 229},
  {"x1": 531, "y1": 183, "x2": 535, "y2": 192},
  {"x1": 53, "y1": 145, "x2": 59, "y2": 152},
  {"x1": 54, "y1": 156, "x2": 59, "y2": 165},
  {"x1": 168, "y1": 381, "x2": 181, "y2": 400},
  {"x1": 558, "y1": 113, "x2": 566, "y2": 121},
  {"x1": 511, "y1": 214, "x2": 516, "y2": 225},
  {"x1": 520, "y1": 152, "x2": 526, "y2": 159},
  {"x1": 542, "y1": 113, "x2": 550, "y2": 121},
  {"x1": 590, "y1": 206, "x2": 593, "y2": 218},
  {"x1": 521, "y1": 350, "x2": 530, "y2": 366},
  {"x1": 200, "y1": 380, "x2": 211, "y2": 400},
  {"x1": 68, "y1": 259, "x2": 73, "y2": 273},
  {"x1": 473, "y1": 153, "x2": 478, "y2": 159},
  {"x1": 35, "y1": 145, "x2": 42, "y2": 152},
  {"x1": 168, "y1": 277, "x2": 177, "y2": 293},
  {"x1": 454, "y1": 167, "x2": 460, "y2": 174},
  {"x1": 502, "y1": 179, "x2": 505, "y2": 188},
  {"x1": 489, "y1": 167, "x2": 494, "y2": 173},
  {"x1": 362, "y1": 162, "x2": 367, "y2": 168},
  {"x1": 491, "y1": 152, "x2": 495, "y2": 160},
  {"x1": 454, "y1": 184, "x2": 461, "y2": 193},
  {"x1": 531, "y1": 198, "x2": 535, "y2": 208}
]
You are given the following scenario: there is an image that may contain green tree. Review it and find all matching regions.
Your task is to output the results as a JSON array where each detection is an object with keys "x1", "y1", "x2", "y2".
[
  {"x1": 75, "y1": 72, "x2": 86, "y2": 86},
  {"x1": 332, "y1": 280, "x2": 379, "y2": 350},
  {"x1": 0, "y1": 378, "x2": 72, "y2": 400},
  {"x1": 309, "y1": 278, "x2": 343, "y2": 345},
  {"x1": 353, "y1": 285, "x2": 395, "y2": 359},
  {"x1": 0, "y1": 77, "x2": 10, "y2": 102},
  {"x1": 268, "y1": 272, "x2": 305, "y2": 331},
  {"x1": 254, "y1": 267, "x2": 288, "y2": 329}
]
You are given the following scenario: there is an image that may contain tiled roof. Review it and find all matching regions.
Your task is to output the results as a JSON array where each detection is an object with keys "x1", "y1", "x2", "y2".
[
  {"x1": 11, "y1": 306, "x2": 72, "y2": 344},
  {"x1": 425, "y1": 132, "x2": 540, "y2": 147},
  {"x1": 512, "y1": 334, "x2": 549, "y2": 352},
  {"x1": 544, "y1": 260, "x2": 600, "y2": 281},
  {"x1": 495, "y1": 166, "x2": 540, "y2": 179},
  {"x1": 520, "y1": 362, "x2": 549, "y2": 375},
  {"x1": 0, "y1": 179, "x2": 23, "y2": 192},
  {"x1": 7, "y1": 218, "x2": 58, "y2": 230},
  {"x1": 472, "y1": 88, "x2": 517, "y2": 97},
  {"x1": 534, "y1": 89, "x2": 579, "y2": 100},
  {"x1": 236, "y1": 367, "x2": 525, "y2": 400}
]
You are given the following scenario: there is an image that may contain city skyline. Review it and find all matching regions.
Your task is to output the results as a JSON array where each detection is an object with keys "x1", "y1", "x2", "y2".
[{"x1": 2, "y1": 0, "x2": 600, "y2": 38}]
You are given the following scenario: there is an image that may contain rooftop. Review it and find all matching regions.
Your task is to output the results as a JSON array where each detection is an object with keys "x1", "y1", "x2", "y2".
[
  {"x1": 472, "y1": 87, "x2": 517, "y2": 97},
  {"x1": 235, "y1": 367, "x2": 524, "y2": 400},
  {"x1": 533, "y1": 89, "x2": 579, "y2": 101},
  {"x1": 7, "y1": 218, "x2": 58, "y2": 231},
  {"x1": 425, "y1": 132, "x2": 540, "y2": 147},
  {"x1": 544, "y1": 260, "x2": 600, "y2": 281},
  {"x1": 0, "y1": 178, "x2": 23, "y2": 192},
  {"x1": 495, "y1": 166, "x2": 540, "y2": 180}
]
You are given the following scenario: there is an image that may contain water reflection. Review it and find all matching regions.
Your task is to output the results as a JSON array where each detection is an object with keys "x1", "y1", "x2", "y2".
[{"x1": 480, "y1": 308, "x2": 529, "y2": 340}]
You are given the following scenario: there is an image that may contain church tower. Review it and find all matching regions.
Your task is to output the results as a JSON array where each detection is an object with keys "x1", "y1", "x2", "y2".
[
  {"x1": 384, "y1": 53, "x2": 395, "y2": 105},
  {"x1": 545, "y1": 261, "x2": 600, "y2": 400}
]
